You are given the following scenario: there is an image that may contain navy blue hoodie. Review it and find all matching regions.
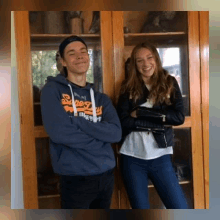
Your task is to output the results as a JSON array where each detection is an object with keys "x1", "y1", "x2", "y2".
[{"x1": 40, "y1": 74, "x2": 122, "y2": 176}]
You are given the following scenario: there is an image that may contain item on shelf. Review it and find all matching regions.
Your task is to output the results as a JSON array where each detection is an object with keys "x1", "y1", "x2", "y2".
[
  {"x1": 141, "y1": 11, "x2": 180, "y2": 33},
  {"x1": 29, "y1": 11, "x2": 44, "y2": 34},
  {"x1": 89, "y1": 11, "x2": 100, "y2": 34},
  {"x1": 65, "y1": 11, "x2": 83, "y2": 34},
  {"x1": 123, "y1": 11, "x2": 148, "y2": 33},
  {"x1": 123, "y1": 26, "x2": 130, "y2": 33},
  {"x1": 55, "y1": 51, "x2": 63, "y2": 73},
  {"x1": 44, "y1": 11, "x2": 66, "y2": 34},
  {"x1": 92, "y1": 45, "x2": 102, "y2": 92},
  {"x1": 173, "y1": 160, "x2": 191, "y2": 181},
  {"x1": 81, "y1": 11, "x2": 93, "y2": 34}
]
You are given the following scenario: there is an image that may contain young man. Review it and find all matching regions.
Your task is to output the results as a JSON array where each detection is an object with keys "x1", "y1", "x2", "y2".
[{"x1": 40, "y1": 36, "x2": 122, "y2": 209}]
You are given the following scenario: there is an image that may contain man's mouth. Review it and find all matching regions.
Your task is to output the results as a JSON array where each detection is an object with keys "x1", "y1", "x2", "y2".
[{"x1": 76, "y1": 62, "x2": 86, "y2": 65}]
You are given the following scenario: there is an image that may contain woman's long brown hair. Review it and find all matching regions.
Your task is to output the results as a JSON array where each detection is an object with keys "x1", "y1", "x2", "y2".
[{"x1": 120, "y1": 42, "x2": 174, "y2": 105}]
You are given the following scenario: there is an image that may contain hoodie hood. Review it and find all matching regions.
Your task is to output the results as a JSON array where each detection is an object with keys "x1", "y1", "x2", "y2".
[
  {"x1": 47, "y1": 73, "x2": 94, "y2": 90},
  {"x1": 47, "y1": 73, "x2": 97, "y2": 122}
]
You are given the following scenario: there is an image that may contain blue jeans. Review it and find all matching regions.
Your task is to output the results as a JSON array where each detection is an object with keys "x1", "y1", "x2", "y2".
[{"x1": 120, "y1": 154, "x2": 188, "y2": 209}]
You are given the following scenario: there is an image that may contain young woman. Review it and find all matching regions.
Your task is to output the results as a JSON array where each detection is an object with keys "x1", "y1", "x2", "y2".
[{"x1": 117, "y1": 42, "x2": 188, "y2": 209}]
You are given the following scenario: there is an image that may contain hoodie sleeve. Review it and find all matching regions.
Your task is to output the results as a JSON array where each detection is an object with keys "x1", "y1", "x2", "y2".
[
  {"x1": 40, "y1": 82, "x2": 102, "y2": 150},
  {"x1": 74, "y1": 94, "x2": 122, "y2": 143}
]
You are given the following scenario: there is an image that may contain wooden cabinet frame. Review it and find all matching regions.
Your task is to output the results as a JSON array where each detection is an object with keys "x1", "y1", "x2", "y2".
[
  {"x1": 112, "y1": 11, "x2": 209, "y2": 209},
  {"x1": 14, "y1": 11, "x2": 209, "y2": 209}
]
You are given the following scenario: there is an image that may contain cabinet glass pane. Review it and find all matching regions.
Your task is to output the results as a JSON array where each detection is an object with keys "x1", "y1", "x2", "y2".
[
  {"x1": 123, "y1": 11, "x2": 190, "y2": 116},
  {"x1": 36, "y1": 137, "x2": 60, "y2": 197},
  {"x1": 30, "y1": 11, "x2": 103, "y2": 126},
  {"x1": 173, "y1": 128, "x2": 194, "y2": 208},
  {"x1": 147, "y1": 128, "x2": 193, "y2": 209}
]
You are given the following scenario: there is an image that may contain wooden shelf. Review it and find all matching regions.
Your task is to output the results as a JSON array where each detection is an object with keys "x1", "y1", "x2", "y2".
[
  {"x1": 38, "y1": 180, "x2": 191, "y2": 198},
  {"x1": 38, "y1": 194, "x2": 60, "y2": 199},
  {"x1": 31, "y1": 33, "x2": 101, "y2": 50},
  {"x1": 124, "y1": 32, "x2": 186, "y2": 37},
  {"x1": 31, "y1": 34, "x2": 100, "y2": 37},
  {"x1": 148, "y1": 179, "x2": 191, "y2": 188},
  {"x1": 124, "y1": 32, "x2": 187, "y2": 46}
]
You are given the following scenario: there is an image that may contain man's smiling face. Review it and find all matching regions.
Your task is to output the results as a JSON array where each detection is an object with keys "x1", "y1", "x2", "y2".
[{"x1": 61, "y1": 41, "x2": 90, "y2": 75}]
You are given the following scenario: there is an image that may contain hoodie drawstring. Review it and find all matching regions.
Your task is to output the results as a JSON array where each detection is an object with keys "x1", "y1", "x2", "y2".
[
  {"x1": 68, "y1": 84, "x2": 78, "y2": 116},
  {"x1": 90, "y1": 88, "x2": 97, "y2": 123},
  {"x1": 68, "y1": 84, "x2": 97, "y2": 123}
]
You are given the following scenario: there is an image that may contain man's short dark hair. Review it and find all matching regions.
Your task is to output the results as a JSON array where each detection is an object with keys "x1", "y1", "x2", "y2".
[{"x1": 59, "y1": 35, "x2": 88, "y2": 59}]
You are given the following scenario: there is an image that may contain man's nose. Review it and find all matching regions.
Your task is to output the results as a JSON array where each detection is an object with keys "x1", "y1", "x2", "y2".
[{"x1": 75, "y1": 53, "x2": 83, "y2": 59}]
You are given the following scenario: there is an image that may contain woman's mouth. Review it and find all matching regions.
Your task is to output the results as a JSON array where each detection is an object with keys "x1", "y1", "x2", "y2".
[{"x1": 143, "y1": 66, "x2": 152, "y2": 71}]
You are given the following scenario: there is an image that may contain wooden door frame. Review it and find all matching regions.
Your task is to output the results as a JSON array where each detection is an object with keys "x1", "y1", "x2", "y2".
[
  {"x1": 100, "y1": 11, "x2": 120, "y2": 209},
  {"x1": 14, "y1": 11, "x2": 38, "y2": 209},
  {"x1": 188, "y1": 11, "x2": 205, "y2": 209},
  {"x1": 112, "y1": 11, "x2": 207, "y2": 209},
  {"x1": 14, "y1": 10, "x2": 208, "y2": 210},
  {"x1": 199, "y1": 11, "x2": 209, "y2": 209},
  {"x1": 15, "y1": 10, "x2": 118, "y2": 209}
]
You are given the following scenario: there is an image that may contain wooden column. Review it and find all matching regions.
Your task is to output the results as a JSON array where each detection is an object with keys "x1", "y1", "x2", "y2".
[
  {"x1": 101, "y1": 11, "x2": 115, "y2": 100},
  {"x1": 199, "y1": 11, "x2": 209, "y2": 209},
  {"x1": 112, "y1": 11, "x2": 132, "y2": 210},
  {"x1": 188, "y1": 11, "x2": 205, "y2": 209},
  {"x1": 14, "y1": 11, "x2": 38, "y2": 209},
  {"x1": 100, "y1": 11, "x2": 120, "y2": 209}
]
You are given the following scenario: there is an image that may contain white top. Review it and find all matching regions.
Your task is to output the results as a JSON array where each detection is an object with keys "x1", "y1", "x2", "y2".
[{"x1": 120, "y1": 85, "x2": 173, "y2": 160}]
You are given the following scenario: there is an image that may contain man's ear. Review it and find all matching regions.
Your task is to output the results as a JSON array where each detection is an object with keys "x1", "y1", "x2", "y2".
[{"x1": 61, "y1": 58, "x2": 66, "y2": 67}]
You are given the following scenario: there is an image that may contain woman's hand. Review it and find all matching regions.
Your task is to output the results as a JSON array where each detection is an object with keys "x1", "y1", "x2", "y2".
[{"x1": 130, "y1": 110, "x2": 137, "y2": 118}]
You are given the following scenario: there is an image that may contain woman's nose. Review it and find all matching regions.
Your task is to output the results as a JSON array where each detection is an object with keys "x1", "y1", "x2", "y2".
[{"x1": 143, "y1": 59, "x2": 148, "y2": 66}]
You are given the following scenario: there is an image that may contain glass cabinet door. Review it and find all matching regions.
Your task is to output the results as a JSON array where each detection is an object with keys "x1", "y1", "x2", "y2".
[
  {"x1": 29, "y1": 11, "x2": 115, "y2": 209},
  {"x1": 112, "y1": 11, "x2": 204, "y2": 209}
]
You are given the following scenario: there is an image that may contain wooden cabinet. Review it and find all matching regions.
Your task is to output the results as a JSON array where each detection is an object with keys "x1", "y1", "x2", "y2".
[{"x1": 14, "y1": 11, "x2": 209, "y2": 209}]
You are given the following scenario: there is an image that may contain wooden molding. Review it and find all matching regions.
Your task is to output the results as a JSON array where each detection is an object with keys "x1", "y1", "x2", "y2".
[
  {"x1": 112, "y1": 11, "x2": 125, "y2": 105},
  {"x1": 14, "y1": 11, "x2": 38, "y2": 209},
  {"x1": 199, "y1": 11, "x2": 209, "y2": 209},
  {"x1": 101, "y1": 11, "x2": 115, "y2": 100},
  {"x1": 188, "y1": 11, "x2": 205, "y2": 209},
  {"x1": 112, "y1": 11, "x2": 131, "y2": 209}
]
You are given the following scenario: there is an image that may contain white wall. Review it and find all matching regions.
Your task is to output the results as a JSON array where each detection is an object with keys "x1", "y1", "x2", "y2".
[{"x1": 11, "y1": 11, "x2": 24, "y2": 209}]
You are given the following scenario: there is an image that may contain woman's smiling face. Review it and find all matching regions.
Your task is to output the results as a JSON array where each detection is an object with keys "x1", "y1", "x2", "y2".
[{"x1": 135, "y1": 47, "x2": 157, "y2": 83}]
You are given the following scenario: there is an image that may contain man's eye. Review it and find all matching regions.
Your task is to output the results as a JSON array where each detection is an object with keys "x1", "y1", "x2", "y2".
[{"x1": 137, "y1": 60, "x2": 142, "y2": 63}]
